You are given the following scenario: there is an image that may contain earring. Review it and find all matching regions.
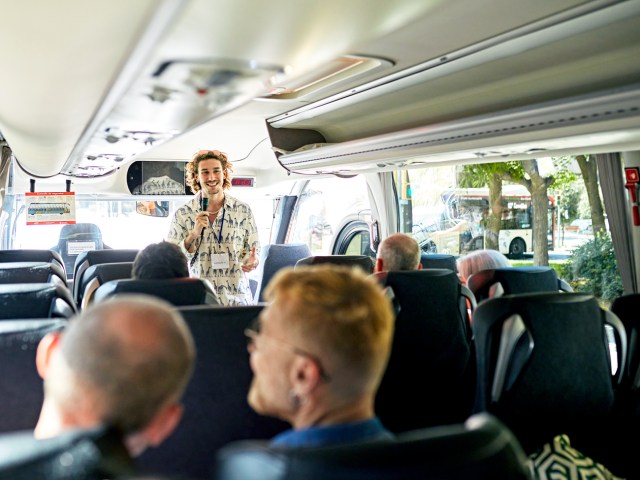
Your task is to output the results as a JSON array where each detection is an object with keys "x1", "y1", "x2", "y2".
[{"x1": 289, "y1": 389, "x2": 305, "y2": 409}]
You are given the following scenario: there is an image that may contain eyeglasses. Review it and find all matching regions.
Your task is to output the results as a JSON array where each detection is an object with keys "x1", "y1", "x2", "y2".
[{"x1": 244, "y1": 318, "x2": 331, "y2": 382}]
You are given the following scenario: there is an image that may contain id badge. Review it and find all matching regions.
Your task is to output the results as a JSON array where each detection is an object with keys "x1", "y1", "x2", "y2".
[{"x1": 211, "y1": 253, "x2": 230, "y2": 269}]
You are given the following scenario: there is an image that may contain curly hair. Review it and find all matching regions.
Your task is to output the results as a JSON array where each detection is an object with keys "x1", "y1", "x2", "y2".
[{"x1": 185, "y1": 150, "x2": 234, "y2": 193}]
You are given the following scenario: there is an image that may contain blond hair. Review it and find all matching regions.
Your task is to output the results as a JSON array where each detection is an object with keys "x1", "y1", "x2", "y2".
[{"x1": 264, "y1": 264, "x2": 394, "y2": 394}]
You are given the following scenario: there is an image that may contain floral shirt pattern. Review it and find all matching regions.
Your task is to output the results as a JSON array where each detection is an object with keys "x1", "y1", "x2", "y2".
[{"x1": 167, "y1": 192, "x2": 260, "y2": 306}]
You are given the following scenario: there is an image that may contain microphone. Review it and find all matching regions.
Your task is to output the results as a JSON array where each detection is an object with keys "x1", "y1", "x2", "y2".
[{"x1": 200, "y1": 197, "x2": 209, "y2": 240}]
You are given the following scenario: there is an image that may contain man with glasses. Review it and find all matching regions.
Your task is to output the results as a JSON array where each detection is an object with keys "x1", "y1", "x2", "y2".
[
  {"x1": 244, "y1": 264, "x2": 395, "y2": 447},
  {"x1": 167, "y1": 149, "x2": 260, "y2": 306}
]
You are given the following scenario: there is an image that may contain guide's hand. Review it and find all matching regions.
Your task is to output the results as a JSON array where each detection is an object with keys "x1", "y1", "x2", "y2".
[
  {"x1": 241, "y1": 246, "x2": 259, "y2": 272},
  {"x1": 193, "y1": 212, "x2": 209, "y2": 236}
]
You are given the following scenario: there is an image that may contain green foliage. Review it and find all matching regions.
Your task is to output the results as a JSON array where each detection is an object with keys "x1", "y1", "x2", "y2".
[
  {"x1": 558, "y1": 232, "x2": 623, "y2": 305},
  {"x1": 458, "y1": 162, "x2": 523, "y2": 188}
]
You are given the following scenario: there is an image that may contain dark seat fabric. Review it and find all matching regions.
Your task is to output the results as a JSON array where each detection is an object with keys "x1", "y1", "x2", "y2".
[
  {"x1": 77, "y1": 262, "x2": 133, "y2": 309},
  {"x1": 136, "y1": 304, "x2": 289, "y2": 480},
  {"x1": 373, "y1": 269, "x2": 476, "y2": 433},
  {"x1": 603, "y1": 293, "x2": 640, "y2": 478},
  {"x1": 0, "y1": 249, "x2": 66, "y2": 277},
  {"x1": 51, "y1": 223, "x2": 111, "y2": 280},
  {"x1": 467, "y1": 266, "x2": 562, "y2": 303},
  {"x1": 92, "y1": 277, "x2": 220, "y2": 307},
  {"x1": 295, "y1": 255, "x2": 375, "y2": 274},
  {"x1": 71, "y1": 249, "x2": 139, "y2": 305},
  {"x1": 0, "y1": 262, "x2": 67, "y2": 287},
  {"x1": 0, "y1": 426, "x2": 135, "y2": 480},
  {"x1": 0, "y1": 283, "x2": 76, "y2": 319},
  {"x1": 0, "y1": 319, "x2": 66, "y2": 433},
  {"x1": 212, "y1": 413, "x2": 531, "y2": 480},
  {"x1": 420, "y1": 253, "x2": 457, "y2": 272},
  {"x1": 255, "y1": 244, "x2": 312, "y2": 302},
  {"x1": 472, "y1": 292, "x2": 626, "y2": 457}
]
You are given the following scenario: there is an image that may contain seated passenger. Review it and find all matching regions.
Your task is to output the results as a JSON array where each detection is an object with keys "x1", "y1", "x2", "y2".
[
  {"x1": 132, "y1": 240, "x2": 190, "y2": 279},
  {"x1": 34, "y1": 295, "x2": 196, "y2": 460},
  {"x1": 456, "y1": 248, "x2": 511, "y2": 285},
  {"x1": 246, "y1": 264, "x2": 395, "y2": 447},
  {"x1": 373, "y1": 233, "x2": 422, "y2": 273}
]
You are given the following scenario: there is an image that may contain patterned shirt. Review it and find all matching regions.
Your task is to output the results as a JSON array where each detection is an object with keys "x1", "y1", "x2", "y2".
[{"x1": 167, "y1": 192, "x2": 260, "y2": 306}]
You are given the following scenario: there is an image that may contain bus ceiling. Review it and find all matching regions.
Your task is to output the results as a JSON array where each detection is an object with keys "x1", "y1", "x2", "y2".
[{"x1": 0, "y1": 1, "x2": 639, "y2": 187}]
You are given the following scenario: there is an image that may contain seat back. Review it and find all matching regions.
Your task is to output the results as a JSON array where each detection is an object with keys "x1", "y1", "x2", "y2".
[
  {"x1": 0, "y1": 426, "x2": 135, "y2": 480},
  {"x1": 0, "y1": 284, "x2": 77, "y2": 319},
  {"x1": 0, "y1": 262, "x2": 67, "y2": 287},
  {"x1": 136, "y1": 304, "x2": 289, "y2": 480},
  {"x1": 92, "y1": 277, "x2": 220, "y2": 306},
  {"x1": 51, "y1": 223, "x2": 109, "y2": 280},
  {"x1": 468, "y1": 266, "x2": 566, "y2": 303},
  {"x1": 0, "y1": 249, "x2": 66, "y2": 277},
  {"x1": 605, "y1": 293, "x2": 640, "y2": 477},
  {"x1": 611, "y1": 293, "x2": 640, "y2": 393},
  {"x1": 420, "y1": 253, "x2": 457, "y2": 271},
  {"x1": 255, "y1": 244, "x2": 312, "y2": 302},
  {"x1": 472, "y1": 292, "x2": 626, "y2": 454},
  {"x1": 78, "y1": 262, "x2": 133, "y2": 309},
  {"x1": 373, "y1": 269, "x2": 476, "y2": 433},
  {"x1": 212, "y1": 413, "x2": 531, "y2": 480},
  {"x1": 0, "y1": 319, "x2": 66, "y2": 433},
  {"x1": 72, "y1": 249, "x2": 139, "y2": 305},
  {"x1": 295, "y1": 255, "x2": 375, "y2": 274}
]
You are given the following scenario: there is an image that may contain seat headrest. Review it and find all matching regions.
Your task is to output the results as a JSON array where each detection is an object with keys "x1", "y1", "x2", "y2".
[
  {"x1": 296, "y1": 255, "x2": 375, "y2": 274},
  {"x1": 0, "y1": 262, "x2": 67, "y2": 286},
  {"x1": 93, "y1": 278, "x2": 220, "y2": 306},
  {"x1": 420, "y1": 253, "x2": 457, "y2": 272},
  {"x1": 0, "y1": 426, "x2": 134, "y2": 479},
  {"x1": 0, "y1": 250, "x2": 65, "y2": 276},
  {"x1": 212, "y1": 413, "x2": 530, "y2": 480},
  {"x1": 0, "y1": 283, "x2": 76, "y2": 319}
]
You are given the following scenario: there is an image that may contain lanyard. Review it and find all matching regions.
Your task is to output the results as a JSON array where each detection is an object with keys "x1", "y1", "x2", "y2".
[{"x1": 212, "y1": 208, "x2": 226, "y2": 246}]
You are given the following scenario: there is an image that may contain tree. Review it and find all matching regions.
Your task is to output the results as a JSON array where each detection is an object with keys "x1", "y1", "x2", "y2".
[
  {"x1": 517, "y1": 160, "x2": 552, "y2": 266},
  {"x1": 459, "y1": 163, "x2": 506, "y2": 250},
  {"x1": 461, "y1": 159, "x2": 553, "y2": 265},
  {"x1": 575, "y1": 155, "x2": 606, "y2": 234}
]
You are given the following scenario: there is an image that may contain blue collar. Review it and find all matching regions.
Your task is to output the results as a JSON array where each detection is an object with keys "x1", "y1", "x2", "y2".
[{"x1": 270, "y1": 417, "x2": 393, "y2": 448}]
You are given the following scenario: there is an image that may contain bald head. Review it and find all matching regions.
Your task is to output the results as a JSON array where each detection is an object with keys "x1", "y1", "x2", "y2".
[
  {"x1": 48, "y1": 295, "x2": 195, "y2": 434},
  {"x1": 375, "y1": 233, "x2": 421, "y2": 272}
]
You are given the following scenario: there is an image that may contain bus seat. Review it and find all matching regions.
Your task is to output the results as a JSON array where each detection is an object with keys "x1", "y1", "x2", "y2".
[
  {"x1": 467, "y1": 266, "x2": 566, "y2": 303},
  {"x1": 0, "y1": 284, "x2": 76, "y2": 319},
  {"x1": 602, "y1": 293, "x2": 640, "y2": 478},
  {"x1": 72, "y1": 249, "x2": 139, "y2": 306},
  {"x1": 295, "y1": 254, "x2": 375, "y2": 274},
  {"x1": 212, "y1": 412, "x2": 531, "y2": 480},
  {"x1": 0, "y1": 319, "x2": 66, "y2": 433},
  {"x1": 92, "y1": 277, "x2": 220, "y2": 307},
  {"x1": 472, "y1": 292, "x2": 626, "y2": 457},
  {"x1": 136, "y1": 304, "x2": 289, "y2": 480},
  {"x1": 420, "y1": 253, "x2": 457, "y2": 272},
  {"x1": 0, "y1": 261, "x2": 67, "y2": 287},
  {"x1": 79, "y1": 262, "x2": 133, "y2": 309},
  {"x1": 0, "y1": 249, "x2": 66, "y2": 277},
  {"x1": 255, "y1": 244, "x2": 312, "y2": 303},
  {"x1": 51, "y1": 223, "x2": 111, "y2": 280},
  {"x1": 373, "y1": 269, "x2": 476, "y2": 433},
  {"x1": 0, "y1": 425, "x2": 135, "y2": 479}
]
